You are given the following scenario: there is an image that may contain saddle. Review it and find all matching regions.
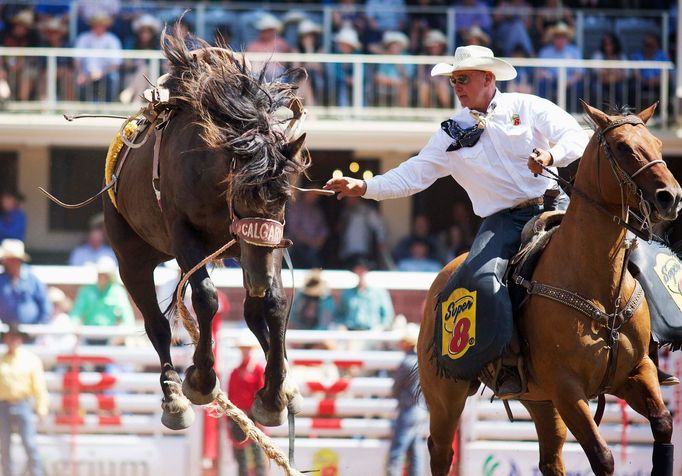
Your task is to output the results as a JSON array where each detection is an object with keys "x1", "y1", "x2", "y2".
[{"x1": 507, "y1": 210, "x2": 565, "y2": 314}]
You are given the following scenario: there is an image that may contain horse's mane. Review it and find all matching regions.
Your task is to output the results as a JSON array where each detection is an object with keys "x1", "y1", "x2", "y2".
[{"x1": 160, "y1": 28, "x2": 309, "y2": 210}]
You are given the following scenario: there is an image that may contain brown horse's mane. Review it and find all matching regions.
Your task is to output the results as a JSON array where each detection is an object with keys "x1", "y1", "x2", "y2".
[{"x1": 160, "y1": 29, "x2": 309, "y2": 210}]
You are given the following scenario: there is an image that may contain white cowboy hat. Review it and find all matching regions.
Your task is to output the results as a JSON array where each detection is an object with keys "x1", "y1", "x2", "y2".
[
  {"x1": 545, "y1": 21, "x2": 575, "y2": 41},
  {"x1": 382, "y1": 31, "x2": 409, "y2": 49},
  {"x1": 95, "y1": 255, "x2": 118, "y2": 275},
  {"x1": 255, "y1": 14, "x2": 282, "y2": 32},
  {"x1": 464, "y1": 25, "x2": 490, "y2": 46},
  {"x1": 334, "y1": 28, "x2": 361, "y2": 50},
  {"x1": 0, "y1": 239, "x2": 30, "y2": 261},
  {"x1": 132, "y1": 14, "x2": 161, "y2": 34},
  {"x1": 298, "y1": 19, "x2": 321, "y2": 36},
  {"x1": 88, "y1": 11, "x2": 113, "y2": 27},
  {"x1": 234, "y1": 332, "x2": 259, "y2": 348},
  {"x1": 12, "y1": 10, "x2": 34, "y2": 28},
  {"x1": 431, "y1": 45, "x2": 517, "y2": 81},
  {"x1": 40, "y1": 17, "x2": 68, "y2": 33},
  {"x1": 423, "y1": 29, "x2": 447, "y2": 48},
  {"x1": 400, "y1": 323, "x2": 420, "y2": 347}
]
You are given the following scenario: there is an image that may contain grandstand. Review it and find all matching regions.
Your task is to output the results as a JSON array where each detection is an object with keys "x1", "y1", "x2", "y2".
[{"x1": 1, "y1": 1, "x2": 681, "y2": 475}]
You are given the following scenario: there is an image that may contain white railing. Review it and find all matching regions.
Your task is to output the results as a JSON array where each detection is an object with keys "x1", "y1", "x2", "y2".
[{"x1": 0, "y1": 47, "x2": 675, "y2": 124}]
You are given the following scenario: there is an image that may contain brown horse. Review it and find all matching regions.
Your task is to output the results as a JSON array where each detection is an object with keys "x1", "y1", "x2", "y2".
[
  {"x1": 418, "y1": 102, "x2": 682, "y2": 475},
  {"x1": 103, "y1": 32, "x2": 309, "y2": 430}
]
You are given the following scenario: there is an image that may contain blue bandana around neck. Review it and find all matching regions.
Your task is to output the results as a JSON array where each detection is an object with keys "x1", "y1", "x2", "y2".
[{"x1": 441, "y1": 102, "x2": 496, "y2": 152}]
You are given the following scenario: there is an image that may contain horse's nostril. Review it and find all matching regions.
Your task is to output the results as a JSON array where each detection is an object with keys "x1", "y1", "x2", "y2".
[{"x1": 655, "y1": 189, "x2": 675, "y2": 212}]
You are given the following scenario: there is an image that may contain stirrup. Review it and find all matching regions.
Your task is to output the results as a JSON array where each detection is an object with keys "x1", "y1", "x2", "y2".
[{"x1": 658, "y1": 368, "x2": 680, "y2": 386}]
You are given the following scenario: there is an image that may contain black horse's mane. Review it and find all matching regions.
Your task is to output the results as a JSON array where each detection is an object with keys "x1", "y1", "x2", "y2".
[{"x1": 160, "y1": 28, "x2": 309, "y2": 210}]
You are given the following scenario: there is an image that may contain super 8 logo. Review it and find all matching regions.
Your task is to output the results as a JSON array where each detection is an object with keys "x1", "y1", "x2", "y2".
[{"x1": 441, "y1": 287, "x2": 477, "y2": 359}]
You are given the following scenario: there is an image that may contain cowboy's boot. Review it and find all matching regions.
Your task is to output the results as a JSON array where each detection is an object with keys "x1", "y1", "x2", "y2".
[
  {"x1": 494, "y1": 328, "x2": 527, "y2": 400},
  {"x1": 650, "y1": 339, "x2": 680, "y2": 386}
]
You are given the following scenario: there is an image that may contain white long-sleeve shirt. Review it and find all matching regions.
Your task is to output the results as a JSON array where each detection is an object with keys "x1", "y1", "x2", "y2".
[{"x1": 364, "y1": 90, "x2": 590, "y2": 217}]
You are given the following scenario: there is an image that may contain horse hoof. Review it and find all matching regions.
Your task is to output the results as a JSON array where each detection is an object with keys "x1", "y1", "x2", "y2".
[
  {"x1": 161, "y1": 402, "x2": 195, "y2": 430},
  {"x1": 287, "y1": 390, "x2": 303, "y2": 416},
  {"x1": 251, "y1": 394, "x2": 286, "y2": 427},
  {"x1": 182, "y1": 373, "x2": 221, "y2": 406}
]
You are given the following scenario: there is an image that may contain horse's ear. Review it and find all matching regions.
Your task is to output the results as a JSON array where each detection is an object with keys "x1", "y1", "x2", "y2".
[
  {"x1": 285, "y1": 133, "x2": 307, "y2": 159},
  {"x1": 581, "y1": 99, "x2": 610, "y2": 129},
  {"x1": 638, "y1": 101, "x2": 659, "y2": 124}
]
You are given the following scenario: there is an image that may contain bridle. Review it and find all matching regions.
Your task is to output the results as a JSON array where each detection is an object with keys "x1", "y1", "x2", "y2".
[
  {"x1": 595, "y1": 116, "x2": 666, "y2": 241},
  {"x1": 538, "y1": 115, "x2": 666, "y2": 241},
  {"x1": 226, "y1": 158, "x2": 292, "y2": 249}
]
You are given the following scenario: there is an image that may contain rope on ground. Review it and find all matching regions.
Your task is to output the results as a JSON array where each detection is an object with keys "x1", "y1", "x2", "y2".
[{"x1": 174, "y1": 239, "x2": 303, "y2": 476}]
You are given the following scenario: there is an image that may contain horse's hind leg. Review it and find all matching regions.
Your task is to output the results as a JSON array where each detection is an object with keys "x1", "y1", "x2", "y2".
[
  {"x1": 104, "y1": 206, "x2": 194, "y2": 430},
  {"x1": 248, "y1": 276, "x2": 300, "y2": 427},
  {"x1": 521, "y1": 400, "x2": 567, "y2": 475},
  {"x1": 614, "y1": 357, "x2": 674, "y2": 476}
]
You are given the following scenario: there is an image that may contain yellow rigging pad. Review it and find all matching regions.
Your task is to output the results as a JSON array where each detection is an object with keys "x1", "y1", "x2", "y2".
[{"x1": 104, "y1": 121, "x2": 138, "y2": 209}]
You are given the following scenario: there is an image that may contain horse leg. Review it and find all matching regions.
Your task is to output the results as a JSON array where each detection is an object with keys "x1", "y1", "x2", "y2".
[
  {"x1": 104, "y1": 206, "x2": 194, "y2": 430},
  {"x1": 614, "y1": 357, "x2": 674, "y2": 476},
  {"x1": 173, "y1": 229, "x2": 221, "y2": 405},
  {"x1": 552, "y1": 390, "x2": 614, "y2": 475},
  {"x1": 249, "y1": 278, "x2": 299, "y2": 427},
  {"x1": 521, "y1": 400, "x2": 567, "y2": 475}
]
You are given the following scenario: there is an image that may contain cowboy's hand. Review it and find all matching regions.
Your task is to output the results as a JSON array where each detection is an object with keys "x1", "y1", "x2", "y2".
[
  {"x1": 324, "y1": 177, "x2": 367, "y2": 200},
  {"x1": 527, "y1": 148, "x2": 553, "y2": 176}
]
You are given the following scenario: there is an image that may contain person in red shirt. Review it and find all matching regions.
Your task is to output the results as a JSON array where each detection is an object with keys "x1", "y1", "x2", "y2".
[{"x1": 227, "y1": 334, "x2": 266, "y2": 476}]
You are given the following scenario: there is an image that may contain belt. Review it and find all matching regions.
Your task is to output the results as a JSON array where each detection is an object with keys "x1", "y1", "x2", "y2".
[
  {"x1": 544, "y1": 188, "x2": 561, "y2": 198},
  {"x1": 512, "y1": 197, "x2": 544, "y2": 209}
]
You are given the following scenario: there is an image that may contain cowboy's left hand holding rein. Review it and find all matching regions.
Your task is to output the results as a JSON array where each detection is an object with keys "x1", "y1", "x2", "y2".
[
  {"x1": 324, "y1": 177, "x2": 367, "y2": 199},
  {"x1": 527, "y1": 148, "x2": 553, "y2": 175}
]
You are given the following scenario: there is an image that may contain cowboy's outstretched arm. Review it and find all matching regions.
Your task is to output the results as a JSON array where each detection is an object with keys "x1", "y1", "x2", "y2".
[{"x1": 325, "y1": 130, "x2": 451, "y2": 201}]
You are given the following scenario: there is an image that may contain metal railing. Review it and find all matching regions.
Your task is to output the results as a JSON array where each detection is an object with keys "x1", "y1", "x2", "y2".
[{"x1": 0, "y1": 47, "x2": 674, "y2": 124}]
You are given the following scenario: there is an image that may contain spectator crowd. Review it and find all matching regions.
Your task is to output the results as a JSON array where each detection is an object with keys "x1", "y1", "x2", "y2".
[{"x1": 0, "y1": 0, "x2": 674, "y2": 111}]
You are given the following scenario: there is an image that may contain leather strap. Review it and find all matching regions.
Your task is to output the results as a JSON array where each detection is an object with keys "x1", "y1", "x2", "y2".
[{"x1": 515, "y1": 277, "x2": 644, "y2": 329}]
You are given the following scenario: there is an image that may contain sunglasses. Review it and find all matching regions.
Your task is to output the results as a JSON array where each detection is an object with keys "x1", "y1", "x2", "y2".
[{"x1": 449, "y1": 75, "x2": 471, "y2": 87}]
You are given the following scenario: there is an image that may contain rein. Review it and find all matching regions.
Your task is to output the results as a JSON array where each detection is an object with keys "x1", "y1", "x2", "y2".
[
  {"x1": 522, "y1": 115, "x2": 666, "y2": 407},
  {"x1": 534, "y1": 116, "x2": 664, "y2": 242}
]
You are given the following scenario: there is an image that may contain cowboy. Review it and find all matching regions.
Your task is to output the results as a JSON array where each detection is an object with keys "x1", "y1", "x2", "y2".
[
  {"x1": 0, "y1": 323, "x2": 49, "y2": 476},
  {"x1": 325, "y1": 45, "x2": 587, "y2": 398},
  {"x1": 0, "y1": 239, "x2": 51, "y2": 327}
]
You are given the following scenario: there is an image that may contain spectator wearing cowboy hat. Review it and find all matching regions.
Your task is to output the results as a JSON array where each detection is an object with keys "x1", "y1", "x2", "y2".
[
  {"x1": 246, "y1": 13, "x2": 290, "y2": 81},
  {"x1": 37, "y1": 17, "x2": 75, "y2": 100},
  {"x1": 417, "y1": 30, "x2": 451, "y2": 108},
  {"x1": 226, "y1": 333, "x2": 266, "y2": 476},
  {"x1": 386, "y1": 323, "x2": 427, "y2": 476},
  {"x1": 73, "y1": 11, "x2": 122, "y2": 102},
  {"x1": 290, "y1": 269, "x2": 335, "y2": 331},
  {"x1": 462, "y1": 25, "x2": 491, "y2": 47},
  {"x1": 374, "y1": 31, "x2": 414, "y2": 107},
  {"x1": 331, "y1": 27, "x2": 362, "y2": 107},
  {"x1": 0, "y1": 239, "x2": 51, "y2": 327},
  {"x1": 70, "y1": 256, "x2": 134, "y2": 329},
  {"x1": 0, "y1": 190, "x2": 27, "y2": 242},
  {"x1": 1, "y1": 9, "x2": 40, "y2": 101},
  {"x1": 325, "y1": 44, "x2": 588, "y2": 398},
  {"x1": 119, "y1": 14, "x2": 161, "y2": 104},
  {"x1": 292, "y1": 19, "x2": 324, "y2": 107},
  {"x1": 0, "y1": 323, "x2": 49, "y2": 476},
  {"x1": 335, "y1": 256, "x2": 394, "y2": 331},
  {"x1": 537, "y1": 21, "x2": 583, "y2": 112}
]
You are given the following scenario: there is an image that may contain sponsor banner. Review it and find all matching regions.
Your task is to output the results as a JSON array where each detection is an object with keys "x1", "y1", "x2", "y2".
[
  {"x1": 13, "y1": 434, "x2": 196, "y2": 476},
  {"x1": 465, "y1": 441, "x2": 653, "y2": 476}
]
